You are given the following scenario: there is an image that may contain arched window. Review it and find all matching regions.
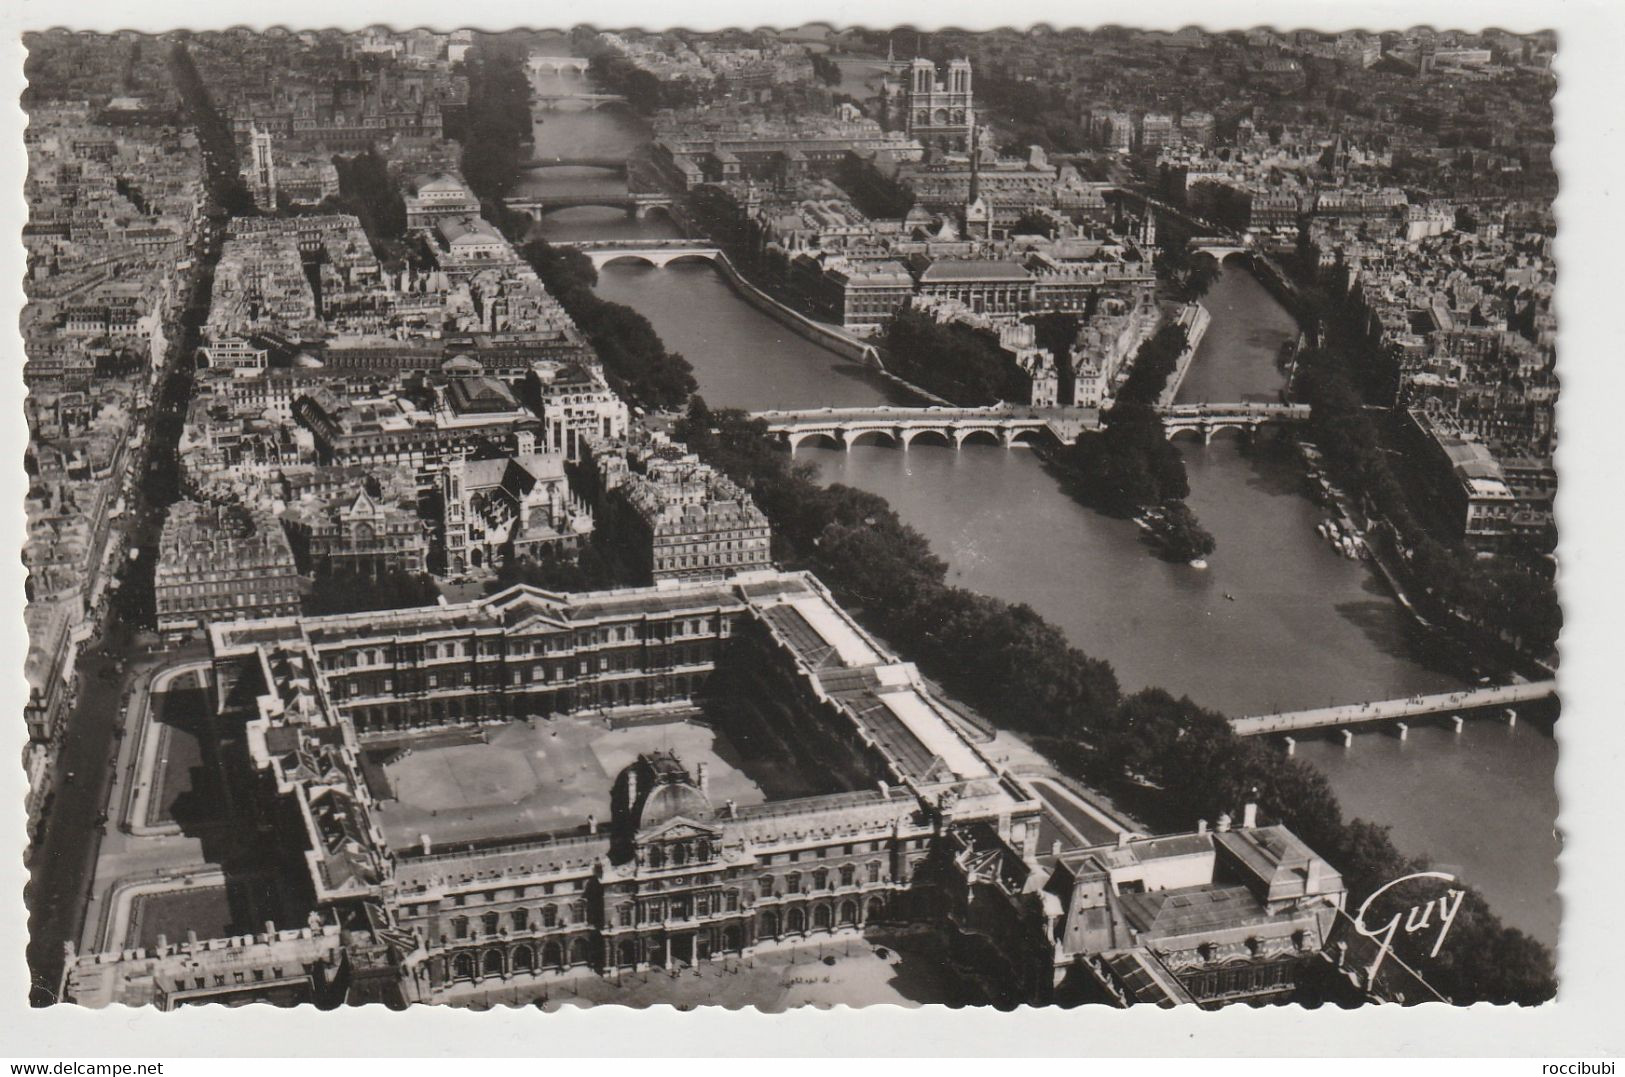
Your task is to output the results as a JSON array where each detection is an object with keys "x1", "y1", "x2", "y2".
[
  {"x1": 512, "y1": 945, "x2": 534, "y2": 972},
  {"x1": 482, "y1": 949, "x2": 504, "y2": 976},
  {"x1": 813, "y1": 904, "x2": 832, "y2": 930},
  {"x1": 672, "y1": 843, "x2": 688, "y2": 866},
  {"x1": 866, "y1": 897, "x2": 886, "y2": 923},
  {"x1": 787, "y1": 907, "x2": 806, "y2": 933},
  {"x1": 647, "y1": 845, "x2": 665, "y2": 868},
  {"x1": 542, "y1": 941, "x2": 563, "y2": 969},
  {"x1": 453, "y1": 952, "x2": 475, "y2": 980},
  {"x1": 569, "y1": 937, "x2": 591, "y2": 966},
  {"x1": 696, "y1": 838, "x2": 712, "y2": 861},
  {"x1": 839, "y1": 900, "x2": 858, "y2": 925},
  {"x1": 618, "y1": 940, "x2": 638, "y2": 967},
  {"x1": 761, "y1": 910, "x2": 781, "y2": 937}
]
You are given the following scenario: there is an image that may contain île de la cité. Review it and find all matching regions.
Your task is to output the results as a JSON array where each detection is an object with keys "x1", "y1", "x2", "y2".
[{"x1": 20, "y1": 25, "x2": 1560, "y2": 1012}]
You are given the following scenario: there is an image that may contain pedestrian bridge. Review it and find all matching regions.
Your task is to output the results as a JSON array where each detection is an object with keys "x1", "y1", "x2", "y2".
[
  {"x1": 1231, "y1": 680, "x2": 1557, "y2": 739},
  {"x1": 752, "y1": 406, "x2": 1100, "y2": 452},
  {"x1": 556, "y1": 240, "x2": 725, "y2": 269},
  {"x1": 1160, "y1": 402, "x2": 1310, "y2": 443}
]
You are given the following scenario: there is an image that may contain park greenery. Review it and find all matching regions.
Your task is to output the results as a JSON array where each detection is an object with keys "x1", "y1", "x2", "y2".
[
  {"x1": 879, "y1": 307, "x2": 1031, "y2": 405},
  {"x1": 808, "y1": 51, "x2": 844, "y2": 87},
  {"x1": 331, "y1": 148, "x2": 407, "y2": 250},
  {"x1": 1060, "y1": 401, "x2": 1190, "y2": 512},
  {"x1": 835, "y1": 155, "x2": 916, "y2": 219},
  {"x1": 1050, "y1": 323, "x2": 1216, "y2": 559},
  {"x1": 587, "y1": 53, "x2": 705, "y2": 112},
  {"x1": 519, "y1": 240, "x2": 698, "y2": 410},
  {"x1": 302, "y1": 568, "x2": 441, "y2": 617}
]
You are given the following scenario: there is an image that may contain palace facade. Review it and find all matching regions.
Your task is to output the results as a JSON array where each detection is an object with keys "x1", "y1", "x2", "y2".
[{"x1": 63, "y1": 571, "x2": 1347, "y2": 1009}]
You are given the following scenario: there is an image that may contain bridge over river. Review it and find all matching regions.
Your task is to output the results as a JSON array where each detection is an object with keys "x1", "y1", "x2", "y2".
[
  {"x1": 754, "y1": 402, "x2": 1308, "y2": 451},
  {"x1": 1232, "y1": 679, "x2": 1557, "y2": 741}
]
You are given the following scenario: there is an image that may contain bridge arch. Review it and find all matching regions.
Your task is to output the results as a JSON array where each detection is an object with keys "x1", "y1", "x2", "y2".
[
  {"x1": 593, "y1": 252, "x2": 663, "y2": 270},
  {"x1": 900, "y1": 427, "x2": 952, "y2": 450},
  {"x1": 658, "y1": 250, "x2": 720, "y2": 268},
  {"x1": 844, "y1": 428, "x2": 898, "y2": 449},
  {"x1": 1007, "y1": 427, "x2": 1048, "y2": 447},
  {"x1": 954, "y1": 427, "x2": 1003, "y2": 449},
  {"x1": 785, "y1": 430, "x2": 842, "y2": 453},
  {"x1": 1204, "y1": 422, "x2": 1252, "y2": 444},
  {"x1": 1166, "y1": 425, "x2": 1205, "y2": 443}
]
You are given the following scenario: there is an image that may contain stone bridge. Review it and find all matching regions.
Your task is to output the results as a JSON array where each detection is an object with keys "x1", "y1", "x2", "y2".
[
  {"x1": 503, "y1": 193, "x2": 674, "y2": 223},
  {"x1": 751, "y1": 406, "x2": 1099, "y2": 452},
  {"x1": 1159, "y1": 402, "x2": 1310, "y2": 443},
  {"x1": 524, "y1": 156, "x2": 630, "y2": 173},
  {"x1": 751, "y1": 403, "x2": 1306, "y2": 452},
  {"x1": 1186, "y1": 236, "x2": 1251, "y2": 260},
  {"x1": 526, "y1": 56, "x2": 591, "y2": 77},
  {"x1": 556, "y1": 240, "x2": 724, "y2": 269},
  {"x1": 532, "y1": 92, "x2": 629, "y2": 111}
]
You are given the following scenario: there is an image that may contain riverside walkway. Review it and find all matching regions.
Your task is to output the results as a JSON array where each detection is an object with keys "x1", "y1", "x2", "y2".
[{"x1": 1231, "y1": 679, "x2": 1557, "y2": 738}]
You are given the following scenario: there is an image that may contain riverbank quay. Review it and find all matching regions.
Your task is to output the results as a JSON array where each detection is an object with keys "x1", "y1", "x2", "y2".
[
  {"x1": 707, "y1": 249, "x2": 950, "y2": 406},
  {"x1": 1157, "y1": 302, "x2": 1212, "y2": 407}
]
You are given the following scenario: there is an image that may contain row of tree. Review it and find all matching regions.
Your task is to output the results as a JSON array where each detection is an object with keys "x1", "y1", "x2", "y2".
[
  {"x1": 674, "y1": 398, "x2": 1553, "y2": 1004},
  {"x1": 879, "y1": 307, "x2": 1031, "y2": 405},
  {"x1": 519, "y1": 241, "x2": 698, "y2": 410},
  {"x1": 456, "y1": 40, "x2": 534, "y2": 203}
]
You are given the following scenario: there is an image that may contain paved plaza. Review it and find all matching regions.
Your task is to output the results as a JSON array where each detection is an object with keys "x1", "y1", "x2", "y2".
[
  {"x1": 446, "y1": 930, "x2": 985, "y2": 1011},
  {"x1": 371, "y1": 715, "x2": 768, "y2": 848}
]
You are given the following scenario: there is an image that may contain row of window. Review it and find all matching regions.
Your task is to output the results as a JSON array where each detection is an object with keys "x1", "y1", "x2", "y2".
[
  {"x1": 446, "y1": 902, "x2": 589, "y2": 938},
  {"x1": 760, "y1": 862, "x2": 884, "y2": 896},
  {"x1": 331, "y1": 619, "x2": 730, "y2": 669}
]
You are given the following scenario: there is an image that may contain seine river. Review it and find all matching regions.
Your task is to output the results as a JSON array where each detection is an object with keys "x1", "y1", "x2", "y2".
[{"x1": 519, "y1": 70, "x2": 1560, "y2": 949}]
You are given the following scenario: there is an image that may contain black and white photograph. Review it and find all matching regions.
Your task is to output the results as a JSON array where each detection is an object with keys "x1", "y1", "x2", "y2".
[{"x1": 3, "y1": 0, "x2": 1622, "y2": 1059}]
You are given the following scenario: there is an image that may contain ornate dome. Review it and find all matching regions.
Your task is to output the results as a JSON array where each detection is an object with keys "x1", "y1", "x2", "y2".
[{"x1": 637, "y1": 776, "x2": 713, "y2": 831}]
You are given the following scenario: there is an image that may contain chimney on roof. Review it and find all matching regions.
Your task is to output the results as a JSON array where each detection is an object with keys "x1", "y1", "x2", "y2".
[
  {"x1": 1116, "y1": 830, "x2": 1128, "y2": 849},
  {"x1": 1197, "y1": 819, "x2": 1208, "y2": 834},
  {"x1": 587, "y1": 813, "x2": 597, "y2": 835},
  {"x1": 420, "y1": 832, "x2": 432, "y2": 856},
  {"x1": 1243, "y1": 801, "x2": 1258, "y2": 829},
  {"x1": 1305, "y1": 857, "x2": 1322, "y2": 892},
  {"x1": 1051, "y1": 839, "x2": 1063, "y2": 857},
  {"x1": 1216, "y1": 812, "x2": 1233, "y2": 833}
]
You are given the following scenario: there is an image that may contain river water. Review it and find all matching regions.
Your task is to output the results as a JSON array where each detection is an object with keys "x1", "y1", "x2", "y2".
[{"x1": 534, "y1": 96, "x2": 1560, "y2": 949}]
